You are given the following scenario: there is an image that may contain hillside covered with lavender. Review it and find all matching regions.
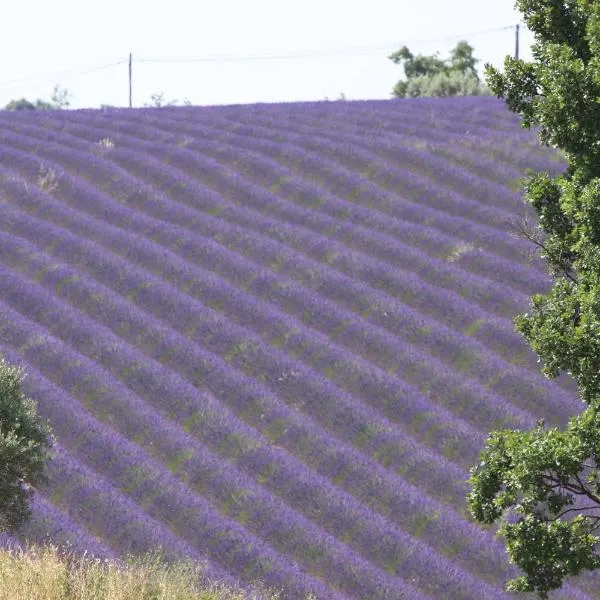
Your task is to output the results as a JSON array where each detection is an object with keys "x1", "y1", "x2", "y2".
[{"x1": 0, "y1": 96, "x2": 591, "y2": 598}]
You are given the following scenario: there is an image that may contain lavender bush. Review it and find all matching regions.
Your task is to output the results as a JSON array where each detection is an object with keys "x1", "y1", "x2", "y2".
[{"x1": 0, "y1": 96, "x2": 591, "y2": 598}]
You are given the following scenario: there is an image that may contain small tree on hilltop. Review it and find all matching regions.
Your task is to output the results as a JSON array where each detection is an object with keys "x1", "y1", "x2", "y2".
[
  {"x1": 4, "y1": 98, "x2": 55, "y2": 111},
  {"x1": 50, "y1": 84, "x2": 72, "y2": 109},
  {"x1": 4, "y1": 98, "x2": 36, "y2": 111},
  {"x1": 145, "y1": 91, "x2": 179, "y2": 108},
  {"x1": 389, "y1": 40, "x2": 490, "y2": 97},
  {"x1": 0, "y1": 356, "x2": 53, "y2": 533},
  {"x1": 468, "y1": 1, "x2": 600, "y2": 597}
]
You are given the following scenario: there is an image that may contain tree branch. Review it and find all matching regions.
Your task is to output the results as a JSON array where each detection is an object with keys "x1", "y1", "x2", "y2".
[
  {"x1": 573, "y1": 473, "x2": 600, "y2": 505},
  {"x1": 588, "y1": 516, "x2": 600, "y2": 532},
  {"x1": 549, "y1": 506, "x2": 600, "y2": 521},
  {"x1": 506, "y1": 214, "x2": 578, "y2": 284},
  {"x1": 543, "y1": 474, "x2": 599, "y2": 501}
]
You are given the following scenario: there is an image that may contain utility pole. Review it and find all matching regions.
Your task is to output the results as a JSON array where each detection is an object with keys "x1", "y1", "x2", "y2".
[
  {"x1": 129, "y1": 53, "x2": 132, "y2": 108},
  {"x1": 515, "y1": 23, "x2": 520, "y2": 60}
]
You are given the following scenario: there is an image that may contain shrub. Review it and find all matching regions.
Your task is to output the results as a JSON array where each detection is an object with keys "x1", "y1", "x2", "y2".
[{"x1": 0, "y1": 356, "x2": 53, "y2": 534}]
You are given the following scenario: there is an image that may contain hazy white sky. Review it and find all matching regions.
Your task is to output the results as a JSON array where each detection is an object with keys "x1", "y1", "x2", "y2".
[{"x1": 0, "y1": 0, "x2": 534, "y2": 109}]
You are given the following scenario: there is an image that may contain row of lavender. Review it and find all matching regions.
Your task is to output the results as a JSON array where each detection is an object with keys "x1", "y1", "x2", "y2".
[
  {"x1": 0, "y1": 98, "x2": 576, "y2": 596},
  {"x1": 0, "y1": 171, "x2": 507, "y2": 598},
  {"x1": 0, "y1": 97, "x2": 587, "y2": 598},
  {"x1": 0, "y1": 102, "x2": 577, "y2": 425}
]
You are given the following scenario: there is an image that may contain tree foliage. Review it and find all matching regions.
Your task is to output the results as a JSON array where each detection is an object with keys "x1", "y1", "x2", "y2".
[
  {"x1": 392, "y1": 70, "x2": 490, "y2": 99},
  {"x1": 0, "y1": 357, "x2": 53, "y2": 533},
  {"x1": 4, "y1": 84, "x2": 72, "y2": 111},
  {"x1": 4, "y1": 98, "x2": 55, "y2": 111},
  {"x1": 468, "y1": 1, "x2": 600, "y2": 596},
  {"x1": 389, "y1": 41, "x2": 489, "y2": 98}
]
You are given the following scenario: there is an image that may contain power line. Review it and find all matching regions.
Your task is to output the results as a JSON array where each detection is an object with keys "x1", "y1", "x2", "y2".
[
  {"x1": 135, "y1": 43, "x2": 415, "y2": 64},
  {"x1": 136, "y1": 24, "x2": 518, "y2": 64},
  {"x1": 423, "y1": 24, "x2": 516, "y2": 43},
  {"x1": 0, "y1": 59, "x2": 127, "y2": 94},
  {"x1": 0, "y1": 24, "x2": 518, "y2": 92},
  {"x1": 0, "y1": 23, "x2": 522, "y2": 107}
]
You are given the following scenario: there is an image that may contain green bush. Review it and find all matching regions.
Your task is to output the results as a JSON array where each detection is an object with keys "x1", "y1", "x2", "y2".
[
  {"x1": 0, "y1": 356, "x2": 53, "y2": 533},
  {"x1": 394, "y1": 71, "x2": 491, "y2": 98}
]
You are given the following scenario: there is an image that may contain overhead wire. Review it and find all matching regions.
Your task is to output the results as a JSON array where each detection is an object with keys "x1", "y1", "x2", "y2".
[
  {"x1": 0, "y1": 59, "x2": 128, "y2": 93},
  {"x1": 134, "y1": 25, "x2": 519, "y2": 64},
  {"x1": 421, "y1": 24, "x2": 516, "y2": 43},
  {"x1": 0, "y1": 23, "x2": 522, "y2": 93}
]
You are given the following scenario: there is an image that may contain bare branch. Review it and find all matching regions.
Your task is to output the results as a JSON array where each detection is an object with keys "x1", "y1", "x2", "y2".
[
  {"x1": 573, "y1": 473, "x2": 600, "y2": 505},
  {"x1": 549, "y1": 506, "x2": 600, "y2": 521},
  {"x1": 505, "y1": 214, "x2": 578, "y2": 284},
  {"x1": 589, "y1": 517, "x2": 600, "y2": 532},
  {"x1": 543, "y1": 473, "x2": 600, "y2": 501}
]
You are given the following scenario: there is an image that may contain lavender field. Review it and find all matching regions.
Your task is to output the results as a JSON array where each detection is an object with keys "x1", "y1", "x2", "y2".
[{"x1": 0, "y1": 96, "x2": 591, "y2": 598}]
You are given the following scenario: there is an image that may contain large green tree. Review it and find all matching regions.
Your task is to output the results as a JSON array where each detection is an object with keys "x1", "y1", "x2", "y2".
[
  {"x1": 0, "y1": 356, "x2": 53, "y2": 533},
  {"x1": 467, "y1": 1, "x2": 600, "y2": 597},
  {"x1": 389, "y1": 40, "x2": 489, "y2": 98}
]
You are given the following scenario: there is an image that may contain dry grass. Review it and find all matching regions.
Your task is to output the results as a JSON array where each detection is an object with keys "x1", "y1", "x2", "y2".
[{"x1": 0, "y1": 544, "x2": 287, "y2": 600}]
